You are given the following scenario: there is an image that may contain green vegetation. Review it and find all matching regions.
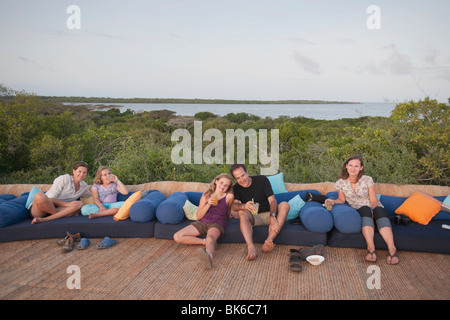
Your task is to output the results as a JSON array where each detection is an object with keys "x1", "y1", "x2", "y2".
[{"x1": 0, "y1": 85, "x2": 448, "y2": 186}]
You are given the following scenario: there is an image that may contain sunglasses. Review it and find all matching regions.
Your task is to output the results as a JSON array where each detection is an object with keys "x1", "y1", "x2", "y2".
[{"x1": 74, "y1": 161, "x2": 89, "y2": 168}]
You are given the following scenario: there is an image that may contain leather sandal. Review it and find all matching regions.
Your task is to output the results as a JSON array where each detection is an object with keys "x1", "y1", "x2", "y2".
[{"x1": 61, "y1": 236, "x2": 74, "y2": 253}]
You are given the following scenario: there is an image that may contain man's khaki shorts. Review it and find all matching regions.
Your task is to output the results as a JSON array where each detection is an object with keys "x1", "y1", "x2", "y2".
[{"x1": 252, "y1": 211, "x2": 271, "y2": 226}]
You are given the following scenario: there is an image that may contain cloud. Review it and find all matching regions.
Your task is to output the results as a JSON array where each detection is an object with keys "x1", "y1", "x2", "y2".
[
  {"x1": 18, "y1": 56, "x2": 53, "y2": 72},
  {"x1": 288, "y1": 37, "x2": 315, "y2": 45},
  {"x1": 362, "y1": 44, "x2": 413, "y2": 76},
  {"x1": 292, "y1": 51, "x2": 321, "y2": 75},
  {"x1": 381, "y1": 44, "x2": 413, "y2": 75}
]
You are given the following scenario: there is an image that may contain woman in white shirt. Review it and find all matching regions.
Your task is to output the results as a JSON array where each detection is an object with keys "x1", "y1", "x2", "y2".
[
  {"x1": 31, "y1": 161, "x2": 91, "y2": 224},
  {"x1": 325, "y1": 155, "x2": 399, "y2": 265}
]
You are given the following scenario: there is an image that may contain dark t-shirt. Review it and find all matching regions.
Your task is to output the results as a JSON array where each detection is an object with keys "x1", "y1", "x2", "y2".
[{"x1": 233, "y1": 175, "x2": 274, "y2": 213}]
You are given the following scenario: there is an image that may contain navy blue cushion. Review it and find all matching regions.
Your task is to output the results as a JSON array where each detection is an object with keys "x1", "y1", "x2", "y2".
[
  {"x1": 130, "y1": 190, "x2": 166, "y2": 223},
  {"x1": 330, "y1": 204, "x2": 362, "y2": 233},
  {"x1": 0, "y1": 215, "x2": 155, "y2": 242},
  {"x1": 0, "y1": 195, "x2": 29, "y2": 228},
  {"x1": 275, "y1": 189, "x2": 320, "y2": 203},
  {"x1": 328, "y1": 219, "x2": 450, "y2": 254},
  {"x1": 380, "y1": 195, "x2": 450, "y2": 220},
  {"x1": 156, "y1": 192, "x2": 188, "y2": 224},
  {"x1": 185, "y1": 192, "x2": 202, "y2": 206},
  {"x1": 299, "y1": 201, "x2": 334, "y2": 233},
  {"x1": 154, "y1": 217, "x2": 327, "y2": 246},
  {"x1": 0, "y1": 194, "x2": 16, "y2": 201}
]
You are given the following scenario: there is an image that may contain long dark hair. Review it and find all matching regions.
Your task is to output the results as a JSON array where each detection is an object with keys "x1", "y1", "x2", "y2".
[{"x1": 339, "y1": 154, "x2": 364, "y2": 181}]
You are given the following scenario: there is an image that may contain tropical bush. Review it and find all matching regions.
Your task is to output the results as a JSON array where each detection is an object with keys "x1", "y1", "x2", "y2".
[{"x1": 0, "y1": 84, "x2": 448, "y2": 186}]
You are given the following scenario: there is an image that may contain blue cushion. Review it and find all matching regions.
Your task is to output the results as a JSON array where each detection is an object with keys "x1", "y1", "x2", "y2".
[
  {"x1": 299, "y1": 202, "x2": 334, "y2": 233},
  {"x1": 185, "y1": 192, "x2": 203, "y2": 206},
  {"x1": 0, "y1": 194, "x2": 16, "y2": 201},
  {"x1": 156, "y1": 192, "x2": 188, "y2": 224},
  {"x1": 117, "y1": 191, "x2": 133, "y2": 202},
  {"x1": 25, "y1": 186, "x2": 42, "y2": 210},
  {"x1": 286, "y1": 195, "x2": 305, "y2": 221},
  {"x1": 0, "y1": 195, "x2": 29, "y2": 228},
  {"x1": 330, "y1": 204, "x2": 362, "y2": 233},
  {"x1": 267, "y1": 172, "x2": 288, "y2": 194},
  {"x1": 129, "y1": 190, "x2": 166, "y2": 223},
  {"x1": 275, "y1": 189, "x2": 320, "y2": 203}
]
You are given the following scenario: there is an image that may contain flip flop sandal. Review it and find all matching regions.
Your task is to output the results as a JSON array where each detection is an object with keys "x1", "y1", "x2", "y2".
[
  {"x1": 365, "y1": 250, "x2": 377, "y2": 262},
  {"x1": 97, "y1": 236, "x2": 116, "y2": 249},
  {"x1": 289, "y1": 250, "x2": 303, "y2": 272},
  {"x1": 197, "y1": 248, "x2": 213, "y2": 270},
  {"x1": 77, "y1": 238, "x2": 90, "y2": 250},
  {"x1": 387, "y1": 252, "x2": 399, "y2": 265}
]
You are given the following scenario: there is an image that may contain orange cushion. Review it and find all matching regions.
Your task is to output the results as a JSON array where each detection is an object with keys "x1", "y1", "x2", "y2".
[
  {"x1": 114, "y1": 191, "x2": 142, "y2": 221},
  {"x1": 395, "y1": 191, "x2": 442, "y2": 225}
]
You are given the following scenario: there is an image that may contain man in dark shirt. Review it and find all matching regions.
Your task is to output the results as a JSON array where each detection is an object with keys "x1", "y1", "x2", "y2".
[{"x1": 230, "y1": 164, "x2": 290, "y2": 260}]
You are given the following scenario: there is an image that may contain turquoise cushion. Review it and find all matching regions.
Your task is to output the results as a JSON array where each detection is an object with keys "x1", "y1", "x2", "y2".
[
  {"x1": 25, "y1": 186, "x2": 42, "y2": 210},
  {"x1": 286, "y1": 194, "x2": 305, "y2": 221},
  {"x1": 442, "y1": 195, "x2": 450, "y2": 212},
  {"x1": 267, "y1": 172, "x2": 288, "y2": 194}
]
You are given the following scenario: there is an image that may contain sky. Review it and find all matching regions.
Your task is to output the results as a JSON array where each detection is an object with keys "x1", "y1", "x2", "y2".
[{"x1": 1, "y1": 0, "x2": 449, "y2": 102}]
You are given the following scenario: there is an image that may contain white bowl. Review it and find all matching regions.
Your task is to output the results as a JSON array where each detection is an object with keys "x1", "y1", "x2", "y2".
[{"x1": 306, "y1": 255, "x2": 325, "y2": 266}]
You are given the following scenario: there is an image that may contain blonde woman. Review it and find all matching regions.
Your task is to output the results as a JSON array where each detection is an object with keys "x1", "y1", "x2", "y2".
[
  {"x1": 174, "y1": 173, "x2": 234, "y2": 269},
  {"x1": 81, "y1": 167, "x2": 128, "y2": 219}
]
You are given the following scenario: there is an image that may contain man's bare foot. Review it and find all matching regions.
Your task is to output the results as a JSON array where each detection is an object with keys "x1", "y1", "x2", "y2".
[
  {"x1": 262, "y1": 239, "x2": 275, "y2": 253},
  {"x1": 89, "y1": 213, "x2": 101, "y2": 219},
  {"x1": 246, "y1": 246, "x2": 257, "y2": 261}
]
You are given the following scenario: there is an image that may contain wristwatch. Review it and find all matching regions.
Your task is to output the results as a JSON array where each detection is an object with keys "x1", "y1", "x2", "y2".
[{"x1": 270, "y1": 213, "x2": 277, "y2": 218}]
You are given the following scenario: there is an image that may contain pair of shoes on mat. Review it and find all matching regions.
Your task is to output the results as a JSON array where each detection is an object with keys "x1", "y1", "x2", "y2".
[
  {"x1": 77, "y1": 236, "x2": 116, "y2": 249},
  {"x1": 97, "y1": 236, "x2": 117, "y2": 249},
  {"x1": 289, "y1": 244, "x2": 325, "y2": 272},
  {"x1": 56, "y1": 232, "x2": 116, "y2": 252}
]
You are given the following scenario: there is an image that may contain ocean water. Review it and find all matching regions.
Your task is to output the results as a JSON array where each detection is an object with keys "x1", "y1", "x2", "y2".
[{"x1": 71, "y1": 102, "x2": 397, "y2": 120}]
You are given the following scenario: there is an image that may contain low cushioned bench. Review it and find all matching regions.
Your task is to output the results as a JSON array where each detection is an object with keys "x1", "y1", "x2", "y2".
[
  {"x1": 0, "y1": 181, "x2": 449, "y2": 255},
  {"x1": 0, "y1": 190, "x2": 164, "y2": 242},
  {"x1": 153, "y1": 190, "x2": 332, "y2": 246},
  {"x1": 325, "y1": 192, "x2": 450, "y2": 254}
]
